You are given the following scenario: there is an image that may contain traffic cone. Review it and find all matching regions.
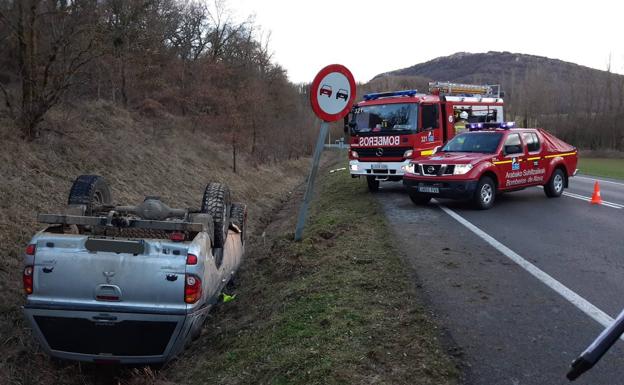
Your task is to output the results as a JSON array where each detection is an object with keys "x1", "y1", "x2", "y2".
[{"x1": 590, "y1": 181, "x2": 602, "y2": 205}]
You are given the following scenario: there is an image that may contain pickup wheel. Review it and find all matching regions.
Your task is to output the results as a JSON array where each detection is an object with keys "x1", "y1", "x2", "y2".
[
  {"x1": 67, "y1": 175, "x2": 112, "y2": 215},
  {"x1": 544, "y1": 169, "x2": 565, "y2": 198},
  {"x1": 230, "y1": 203, "x2": 247, "y2": 247},
  {"x1": 366, "y1": 176, "x2": 379, "y2": 192},
  {"x1": 408, "y1": 190, "x2": 431, "y2": 205},
  {"x1": 201, "y1": 182, "x2": 231, "y2": 249},
  {"x1": 473, "y1": 176, "x2": 496, "y2": 210}
]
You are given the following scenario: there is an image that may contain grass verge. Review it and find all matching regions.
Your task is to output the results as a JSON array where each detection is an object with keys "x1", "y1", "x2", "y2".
[
  {"x1": 578, "y1": 158, "x2": 624, "y2": 180},
  {"x1": 162, "y1": 169, "x2": 459, "y2": 385}
]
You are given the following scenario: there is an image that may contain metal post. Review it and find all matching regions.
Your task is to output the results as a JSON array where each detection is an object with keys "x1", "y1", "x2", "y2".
[{"x1": 294, "y1": 121, "x2": 329, "y2": 241}]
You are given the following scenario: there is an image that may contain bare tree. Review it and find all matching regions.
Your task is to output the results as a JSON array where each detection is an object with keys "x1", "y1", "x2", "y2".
[{"x1": 0, "y1": 0, "x2": 98, "y2": 139}]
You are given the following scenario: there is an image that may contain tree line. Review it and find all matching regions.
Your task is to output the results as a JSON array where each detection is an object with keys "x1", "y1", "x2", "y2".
[{"x1": 0, "y1": 0, "x2": 317, "y2": 169}]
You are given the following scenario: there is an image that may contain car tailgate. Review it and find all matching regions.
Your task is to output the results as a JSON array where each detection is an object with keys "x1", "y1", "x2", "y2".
[{"x1": 28, "y1": 234, "x2": 188, "y2": 314}]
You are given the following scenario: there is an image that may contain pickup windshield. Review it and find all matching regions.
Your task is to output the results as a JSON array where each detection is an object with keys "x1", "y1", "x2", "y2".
[
  {"x1": 441, "y1": 132, "x2": 503, "y2": 153},
  {"x1": 351, "y1": 103, "x2": 418, "y2": 134}
]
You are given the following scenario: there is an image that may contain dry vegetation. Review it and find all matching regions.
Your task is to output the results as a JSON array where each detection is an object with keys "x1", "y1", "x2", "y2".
[
  {"x1": 0, "y1": 101, "x2": 314, "y2": 384},
  {"x1": 0, "y1": 0, "x2": 318, "y2": 163}
]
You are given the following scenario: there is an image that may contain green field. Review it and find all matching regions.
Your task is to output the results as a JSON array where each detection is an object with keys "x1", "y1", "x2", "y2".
[{"x1": 578, "y1": 158, "x2": 624, "y2": 180}]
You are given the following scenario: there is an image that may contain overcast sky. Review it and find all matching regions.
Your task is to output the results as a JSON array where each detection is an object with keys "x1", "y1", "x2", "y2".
[{"x1": 228, "y1": 0, "x2": 623, "y2": 84}]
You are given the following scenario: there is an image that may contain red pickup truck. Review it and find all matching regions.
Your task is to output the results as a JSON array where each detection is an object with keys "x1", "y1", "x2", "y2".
[{"x1": 403, "y1": 123, "x2": 578, "y2": 209}]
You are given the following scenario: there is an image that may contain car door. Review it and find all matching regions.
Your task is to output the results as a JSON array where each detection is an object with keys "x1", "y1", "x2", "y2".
[
  {"x1": 522, "y1": 131, "x2": 547, "y2": 186},
  {"x1": 497, "y1": 133, "x2": 529, "y2": 190}
]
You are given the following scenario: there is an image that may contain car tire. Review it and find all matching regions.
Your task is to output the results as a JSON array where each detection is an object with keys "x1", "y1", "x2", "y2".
[
  {"x1": 366, "y1": 176, "x2": 379, "y2": 192},
  {"x1": 230, "y1": 202, "x2": 247, "y2": 247},
  {"x1": 67, "y1": 175, "x2": 112, "y2": 215},
  {"x1": 544, "y1": 169, "x2": 565, "y2": 198},
  {"x1": 408, "y1": 190, "x2": 431, "y2": 205},
  {"x1": 201, "y1": 182, "x2": 231, "y2": 250},
  {"x1": 473, "y1": 176, "x2": 496, "y2": 210}
]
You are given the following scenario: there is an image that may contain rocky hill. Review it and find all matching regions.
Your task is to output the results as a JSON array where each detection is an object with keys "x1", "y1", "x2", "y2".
[
  {"x1": 369, "y1": 52, "x2": 624, "y2": 150},
  {"x1": 374, "y1": 51, "x2": 620, "y2": 89}
]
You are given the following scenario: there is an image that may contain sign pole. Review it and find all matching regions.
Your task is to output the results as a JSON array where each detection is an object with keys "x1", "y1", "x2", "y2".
[
  {"x1": 294, "y1": 121, "x2": 329, "y2": 241},
  {"x1": 296, "y1": 63, "x2": 355, "y2": 241}
]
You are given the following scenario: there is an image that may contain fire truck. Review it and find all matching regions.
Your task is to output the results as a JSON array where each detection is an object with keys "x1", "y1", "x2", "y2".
[{"x1": 346, "y1": 82, "x2": 505, "y2": 191}]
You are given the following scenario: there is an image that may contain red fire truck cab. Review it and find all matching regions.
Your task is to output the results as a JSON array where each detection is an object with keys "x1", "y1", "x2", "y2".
[
  {"x1": 403, "y1": 123, "x2": 579, "y2": 209},
  {"x1": 347, "y1": 82, "x2": 504, "y2": 192}
]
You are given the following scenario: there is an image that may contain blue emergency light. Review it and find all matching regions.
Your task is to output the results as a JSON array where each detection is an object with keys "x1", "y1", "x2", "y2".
[
  {"x1": 467, "y1": 122, "x2": 515, "y2": 131},
  {"x1": 363, "y1": 89, "x2": 418, "y2": 101}
]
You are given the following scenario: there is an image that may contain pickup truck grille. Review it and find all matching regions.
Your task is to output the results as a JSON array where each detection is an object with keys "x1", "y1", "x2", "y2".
[
  {"x1": 354, "y1": 146, "x2": 411, "y2": 158},
  {"x1": 418, "y1": 164, "x2": 455, "y2": 176},
  {"x1": 34, "y1": 316, "x2": 177, "y2": 356}
]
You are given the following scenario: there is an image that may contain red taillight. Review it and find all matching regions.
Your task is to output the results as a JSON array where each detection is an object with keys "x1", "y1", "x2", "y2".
[
  {"x1": 186, "y1": 253, "x2": 198, "y2": 265},
  {"x1": 184, "y1": 274, "x2": 202, "y2": 304},
  {"x1": 23, "y1": 265, "x2": 34, "y2": 294},
  {"x1": 169, "y1": 232, "x2": 185, "y2": 242},
  {"x1": 25, "y1": 244, "x2": 36, "y2": 256}
]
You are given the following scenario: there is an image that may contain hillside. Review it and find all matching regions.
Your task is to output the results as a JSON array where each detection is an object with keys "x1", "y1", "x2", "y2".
[
  {"x1": 369, "y1": 51, "x2": 624, "y2": 151},
  {"x1": 375, "y1": 51, "x2": 619, "y2": 86},
  {"x1": 0, "y1": 102, "x2": 313, "y2": 384}
]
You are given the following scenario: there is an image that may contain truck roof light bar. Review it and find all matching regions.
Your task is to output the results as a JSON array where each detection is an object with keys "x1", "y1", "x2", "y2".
[
  {"x1": 467, "y1": 122, "x2": 515, "y2": 131},
  {"x1": 363, "y1": 89, "x2": 418, "y2": 101},
  {"x1": 429, "y1": 82, "x2": 501, "y2": 98}
]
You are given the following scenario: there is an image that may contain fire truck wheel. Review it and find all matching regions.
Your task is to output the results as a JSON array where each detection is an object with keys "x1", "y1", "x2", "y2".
[
  {"x1": 201, "y1": 182, "x2": 231, "y2": 249},
  {"x1": 408, "y1": 190, "x2": 431, "y2": 205},
  {"x1": 544, "y1": 168, "x2": 565, "y2": 198},
  {"x1": 67, "y1": 175, "x2": 112, "y2": 215},
  {"x1": 474, "y1": 176, "x2": 496, "y2": 210},
  {"x1": 366, "y1": 176, "x2": 379, "y2": 192}
]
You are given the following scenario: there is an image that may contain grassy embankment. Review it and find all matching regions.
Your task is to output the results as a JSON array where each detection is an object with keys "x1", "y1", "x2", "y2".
[
  {"x1": 578, "y1": 158, "x2": 624, "y2": 180},
  {"x1": 0, "y1": 101, "x2": 311, "y2": 384},
  {"x1": 161, "y1": 168, "x2": 459, "y2": 385}
]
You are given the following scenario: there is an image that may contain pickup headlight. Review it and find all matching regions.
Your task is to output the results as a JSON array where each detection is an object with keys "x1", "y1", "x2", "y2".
[
  {"x1": 404, "y1": 162, "x2": 417, "y2": 174},
  {"x1": 453, "y1": 164, "x2": 473, "y2": 175}
]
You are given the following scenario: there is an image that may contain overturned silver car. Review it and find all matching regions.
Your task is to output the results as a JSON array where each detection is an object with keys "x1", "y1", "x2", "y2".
[{"x1": 22, "y1": 175, "x2": 246, "y2": 364}]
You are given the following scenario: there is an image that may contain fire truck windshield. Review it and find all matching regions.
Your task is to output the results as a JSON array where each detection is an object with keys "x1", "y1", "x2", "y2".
[
  {"x1": 441, "y1": 132, "x2": 504, "y2": 153},
  {"x1": 351, "y1": 103, "x2": 418, "y2": 135}
]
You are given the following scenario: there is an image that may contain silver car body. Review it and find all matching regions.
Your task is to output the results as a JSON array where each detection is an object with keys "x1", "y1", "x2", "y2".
[{"x1": 23, "y1": 225, "x2": 243, "y2": 364}]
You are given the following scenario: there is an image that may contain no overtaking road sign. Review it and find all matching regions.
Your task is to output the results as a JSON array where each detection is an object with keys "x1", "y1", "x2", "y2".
[{"x1": 295, "y1": 64, "x2": 356, "y2": 241}]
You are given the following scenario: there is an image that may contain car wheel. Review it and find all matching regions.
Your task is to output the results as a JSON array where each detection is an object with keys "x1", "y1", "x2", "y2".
[
  {"x1": 230, "y1": 202, "x2": 247, "y2": 247},
  {"x1": 408, "y1": 190, "x2": 431, "y2": 205},
  {"x1": 366, "y1": 176, "x2": 379, "y2": 192},
  {"x1": 544, "y1": 168, "x2": 565, "y2": 198},
  {"x1": 201, "y1": 182, "x2": 231, "y2": 250},
  {"x1": 473, "y1": 176, "x2": 495, "y2": 210},
  {"x1": 67, "y1": 175, "x2": 112, "y2": 215}
]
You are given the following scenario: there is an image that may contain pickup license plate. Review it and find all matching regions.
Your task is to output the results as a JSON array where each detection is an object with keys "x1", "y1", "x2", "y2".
[{"x1": 418, "y1": 186, "x2": 439, "y2": 194}]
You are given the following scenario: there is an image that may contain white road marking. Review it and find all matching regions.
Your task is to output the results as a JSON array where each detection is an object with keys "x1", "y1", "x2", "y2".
[
  {"x1": 576, "y1": 175, "x2": 624, "y2": 187},
  {"x1": 435, "y1": 201, "x2": 615, "y2": 329},
  {"x1": 535, "y1": 186, "x2": 624, "y2": 209},
  {"x1": 562, "y1": 191, "x2": 624, "y2": 209}
]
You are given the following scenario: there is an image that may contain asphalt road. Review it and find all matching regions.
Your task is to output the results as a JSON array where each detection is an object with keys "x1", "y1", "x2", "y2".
[{"x1": 374, "y1": 174, "x2": 624, "y2": 385}]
